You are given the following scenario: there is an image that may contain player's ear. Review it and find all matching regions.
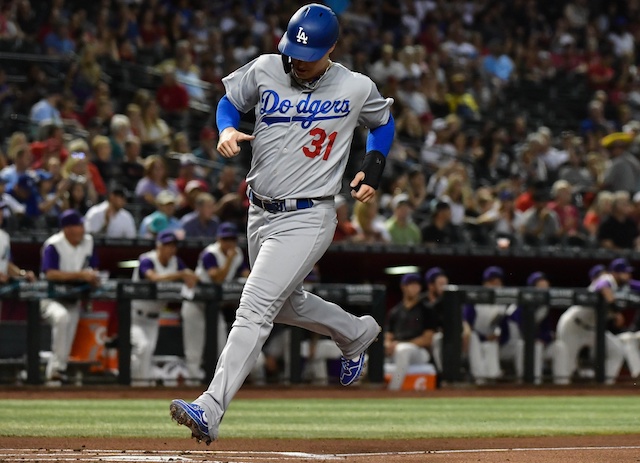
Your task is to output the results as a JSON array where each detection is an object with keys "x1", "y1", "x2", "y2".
[{"x1": 327, "y1": 43, "x2": 337, "y2": 56}]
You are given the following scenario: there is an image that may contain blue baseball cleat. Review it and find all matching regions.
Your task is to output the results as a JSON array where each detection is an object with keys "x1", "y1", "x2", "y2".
[
  {"x1": 339, "y1": 354, "x2": 367, "y2": 386},
  {"x1": 169, "y1": 399, "x2": 212, "y2": 445}
]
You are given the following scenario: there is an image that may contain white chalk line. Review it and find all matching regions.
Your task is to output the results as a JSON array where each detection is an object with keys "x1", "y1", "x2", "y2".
[{"x1": 1, "y1": 445, "x2": 640, "y2": 462}]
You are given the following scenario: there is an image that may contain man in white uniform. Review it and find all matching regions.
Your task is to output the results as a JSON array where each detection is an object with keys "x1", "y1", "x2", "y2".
[
  {"x1": 130, "y1": 230, "x2": 198, "y2": 386},
  {"x1": 463, "y1": 266, "x2": 507, "y2": 385},
  {"x1": 553, "y1": 258, "x2": 627, "y2": 385},
  {"x1": 171, "y1": 3, "x2": 394, "y2": 443},
  {"x1": 40, "y1": 209, "x2": 99, "y2": 384},
  {"x1": 84, "y1": 185, "x2": 136, "y2": 238},
  {"x1": 180, "y1": 222, "x2": 251, "y2": 385}
]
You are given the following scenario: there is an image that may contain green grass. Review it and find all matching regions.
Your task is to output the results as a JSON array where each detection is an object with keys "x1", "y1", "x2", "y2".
[{"x1": 1, "y1": 397, "x2": 639, "y2": 439}]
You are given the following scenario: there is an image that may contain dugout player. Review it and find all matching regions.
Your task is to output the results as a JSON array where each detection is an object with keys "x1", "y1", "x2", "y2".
[
  {"x1": 384, "y1": 273, "x2": 437, "y2": 390},
  {"x1": 180, "y1": 222, "x2": 251, "y2": 385},
  {"x1": 130, "y1": 230, "x2": 198, "y2": 386},
  {"x1": 40, "y1": 209, "x2": 99, "y2": 384},
  {"x1": 553, "y1": 258, "x2": 627, "y2": 385},
  {"x1": 170, "y1": 3, "x2": 394, "y2": 443}
]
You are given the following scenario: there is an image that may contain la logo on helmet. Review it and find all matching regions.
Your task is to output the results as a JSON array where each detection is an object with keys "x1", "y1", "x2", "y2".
[{"x1": 296, "y1": 27, "x2": 308, "y2": 44}]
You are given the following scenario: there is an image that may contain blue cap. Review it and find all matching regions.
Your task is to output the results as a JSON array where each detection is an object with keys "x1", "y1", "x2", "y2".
[
  {"x1": 609, "y1": 258, "x2": 634, "y2": 273},
  {"x1": 425, "y1": 267, "x2": 444, "y2": 284},
  {"x1": 527, "y1": 271, "x2": 546, "y2": 287},
  {"x1": 588, "y1": 264, "x2": 605, "y2": 281},
  {"x1": 483, "y1": 266, "x2": 504, "y2": 282},
  {"x1": 59, "y1": 209, "x2": 84, "y2": 228},
  {"x1": 217, "y1": 222, "x2": 238, "y2": 239},
  {"x1": 401, "y1": 273, "x2": 422, "y2": 286},
  {"x1": 16, "y1": 173, "x2": 35, "y2": 190},
  {"x1": 156, "y1": 230, "x2": 179, "y2": 244},
  {"x1": 35, "y1": 169, "x2": 53, "y2": 183}
]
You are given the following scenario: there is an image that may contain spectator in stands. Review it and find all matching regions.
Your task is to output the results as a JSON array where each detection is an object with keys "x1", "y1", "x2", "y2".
[
  {"x1": 109, "y1": 114, "x2": 131, "y2": 163},
  {"x1": 333, "y1": 195, "x2": 357, "y2": 242},
  {"x1": 91, "y1": 135, "x2": 117, "y2": 187},
  {"x1": 44, "y1": 18, "x2": 75, "y2": 56},
  {"x1": 62, "y1": 176, "x2": 93, "y2": 216},
  {"x1": 180, "y1": 192, "x2": 219, "y2": 239},
  {"x1": 440, "y1": 173, "x2": 469, "y2": 227},
  {"x1": 352, "y1": 196, "x2": 391, "y2": 243},
  {"x1": 61, "y1": 148, "x2": 102, "y2": 202},
  {"x1": 29, "y1": 83, "x2": 63, "y2": 127},
  {"x1": 135, "y1": 155, "x2": 179, "y2": 206},
  {"x1": 549, "y1": 180, "x2": 585, "y2": 246},
  {"x1": 464, "y1": 266, "x2": 507, "y2": 385},
  {"x1": 67, "y1": 44, "x2": 102, "y2": 106},
  {"x1": 601, "y1": 132, "x2": 640, "y2": 194},
  {"x1": 176, "y1": 179, "x2": 207, "y2": 218},
  {"x1": 384, "y1": 273, "x2": 437, "y2": 391},
  {"x1": 369, "y1": 44, "x2": 405, "y2": 87},
  {"x1": 120, "y1": 135, "x2": 144, "y2": 194},
  {"x1": 139, "y1": 99, "x2": 170, "y2": 155},
  {"x1": 421, "y1": 201, "x2": 461, "y2": 246},
  {"x1": 130, "y1": 230, "x2": 198, "y2": 386},
  {"x1": 138, "y1": 189, "x2": 181, "y2": 239},
  {"x1": 597, "y1": 192, "x2": 639, "y2": 250},
  {"x1": 211, "y1": 165, "x2": 239, "y2": 201},
  {"x1": 420, "y1": 118, "x2": 457, "y2": 173},
  {"x1": 81, "y1": 81, "x2": 110, "y2": 128},
  {"x1": 156, "y1": 70, "x2": 189, "y2": 129},
  {"x1": 0, "y1": 144, "x2": 33, "y2": 190},
  {"x1": 385, "y1": 193, "x2": 421, "y2": 246},
  {"x1": 8, "y1": 173, "x2": 42, "y2": 228},
  {"x1": 445, "y1": 73, "x2": 480, "y2": 121},
  {"x1": 583, "y1": 190, "x2": 613, "y2": 242},
  {"x1": 482, "y1": 39, "x2": 515, "y2": 87},
  {"x1": 175, "y1": 52, "x2": 206, "y2": 103},
  {"x1": 476, "y1": 190, "x2": 523, "y2": 246},
  {"x1": 558, "y1": 137, "x2": 595, "y2": 193},
  {"x1": 181, "y1": 222, "x2": 249, "y2": 385},
  {"x1": 37, "y1": 169, "x2": 64, "y2": 227},
  {"x1": 0, "y1": 176, "x2": 25, "y2": 221},
  {"x1": 520, "y1": 188, "x2": 561, "y2": 246},
  {"x1": 40, "y1": 209, "x2": 99, "y2": 385},
  {"x1": 84, "y1": 184, "x2": 136, "y2": 238}
]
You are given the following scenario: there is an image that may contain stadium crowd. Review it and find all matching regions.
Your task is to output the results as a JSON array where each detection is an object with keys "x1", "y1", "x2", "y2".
[
  {"x1": 2, "y1": 0, "x2": 640, "y2": 386},
  {"x1": 0, "y1": 0, "x2": 639, "y2": 250}
]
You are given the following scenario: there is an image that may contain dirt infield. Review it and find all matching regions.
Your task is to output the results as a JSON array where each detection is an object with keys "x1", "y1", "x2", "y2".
[{"x1": 1, "y1": 385, "x2": 639, "y2": 463}]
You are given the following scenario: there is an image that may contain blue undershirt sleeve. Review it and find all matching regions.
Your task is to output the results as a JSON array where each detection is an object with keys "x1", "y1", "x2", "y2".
[
  {"x1": 366, "y1": 114, "x2": 395, "y2": 157},
  {"x1": 216, "y1": 95, "x2": 241, "y2": 132}
]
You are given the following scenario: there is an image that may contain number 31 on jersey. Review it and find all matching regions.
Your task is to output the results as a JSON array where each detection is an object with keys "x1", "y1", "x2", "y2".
[{"x1": 303, "y1": 128, "x2": 337, "y2": 161}]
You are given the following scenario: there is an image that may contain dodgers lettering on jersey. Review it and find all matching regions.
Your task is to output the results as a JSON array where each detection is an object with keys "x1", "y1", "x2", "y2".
[{"x1": 222, "y1": 54, "x2": 393, "y2": 199}]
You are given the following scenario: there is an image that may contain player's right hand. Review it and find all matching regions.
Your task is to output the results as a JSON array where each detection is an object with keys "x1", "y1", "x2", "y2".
[{"x1": 217, "y1": 127, "x2": 255, "y2": 158}]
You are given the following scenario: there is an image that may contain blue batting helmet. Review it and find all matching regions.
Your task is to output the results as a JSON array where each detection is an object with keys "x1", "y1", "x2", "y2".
[{"x1": 278, "y1": 3, "x2": 339, "y2": 62}]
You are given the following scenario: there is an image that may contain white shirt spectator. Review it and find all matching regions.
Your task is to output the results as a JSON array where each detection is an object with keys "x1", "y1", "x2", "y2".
[{"x1": 84, "y1": 201, "x2": 137, "y2": 238}]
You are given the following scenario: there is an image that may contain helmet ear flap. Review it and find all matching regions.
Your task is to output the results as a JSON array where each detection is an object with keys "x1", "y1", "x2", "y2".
[{"x1": 281, "y1": 54, "x2": 292, "y2": 74}]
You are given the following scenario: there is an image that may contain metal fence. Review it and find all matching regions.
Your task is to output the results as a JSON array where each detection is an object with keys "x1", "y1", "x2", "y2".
[{"x1": 0, "y1": 281, "x2": 386, "y2": 386}]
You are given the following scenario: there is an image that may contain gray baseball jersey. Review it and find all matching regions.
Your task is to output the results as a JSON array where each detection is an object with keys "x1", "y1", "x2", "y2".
[{"x1": 222, "y1": 54, "x2": 393, "y2": 199}]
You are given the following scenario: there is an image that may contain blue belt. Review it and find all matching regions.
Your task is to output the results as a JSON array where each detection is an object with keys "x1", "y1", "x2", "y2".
[{"x1": 248, "y1": 190, "x2": 315, "y2": 213}]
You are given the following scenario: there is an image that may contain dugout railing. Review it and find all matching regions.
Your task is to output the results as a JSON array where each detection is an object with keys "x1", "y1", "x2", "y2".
[
  {"x1": 440, "y1": 285, "x2": 640, "y2": 385},
  {"x1": 0, "y1": 280, "x2": 386, "y2": 386}
]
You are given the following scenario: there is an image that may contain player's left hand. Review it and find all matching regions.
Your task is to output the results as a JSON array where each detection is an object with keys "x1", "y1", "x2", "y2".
[{"x1": 350, "y1": 171, "x2": 376, "y2": 203}]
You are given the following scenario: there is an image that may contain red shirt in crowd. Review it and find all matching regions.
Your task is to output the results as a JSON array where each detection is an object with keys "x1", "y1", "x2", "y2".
[{"x1": 156, "y1": 83, "x2": 189, "y2": 113}]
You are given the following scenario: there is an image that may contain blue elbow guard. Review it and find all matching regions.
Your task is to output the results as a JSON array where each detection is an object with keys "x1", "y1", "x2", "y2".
[
  {"x1": 216, "y1": 95, "x2": 241, "y2": 132},
  {"x1": 366, "y1": 114, "x2": 395, "y2": 156}
]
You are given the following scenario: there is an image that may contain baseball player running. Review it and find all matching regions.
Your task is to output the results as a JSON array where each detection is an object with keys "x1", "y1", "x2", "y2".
[{"x1": 170, "y1": 3, "x2": 394, "y2": 444}]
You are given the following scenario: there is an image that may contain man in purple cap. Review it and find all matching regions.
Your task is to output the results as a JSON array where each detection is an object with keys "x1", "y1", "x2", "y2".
[
  {"x1": 181, "y1": 222, "x2": 250, "y2": 385},
  {"x1": 500, "y1": 272, "x2": 554, "y2": 384},
  {"x1": 130, "y1": 230, "x2": 199, "y2": 386},
  {"x1": 588, "y1": 264, "x2": 606, "y2": 283},
  {"x1": 421, "y1": 267, "x2": 465, "y2": 373},
  {"x1": 463, "y1": 266, "x2": 508, "y2": 385},
  {"x1": 40, "y1": 209, "x2": 100, "y2": 384},
  {"x1": 384, "y1": 273, "x2": 438, "y2": 390},
  {"x1": 554, "y1": 257, "x2": 627, "y2": 384}
]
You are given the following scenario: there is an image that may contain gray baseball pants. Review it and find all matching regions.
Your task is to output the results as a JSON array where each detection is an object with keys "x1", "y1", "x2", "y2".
[{"x1": 194, "y1": 200, "x2": 379, "y2": 439}]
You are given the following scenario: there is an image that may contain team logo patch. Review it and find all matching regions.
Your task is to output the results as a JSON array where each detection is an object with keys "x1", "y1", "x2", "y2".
[{"x1": 296, "y1": 27, "x2": 308, "y2": 44}]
